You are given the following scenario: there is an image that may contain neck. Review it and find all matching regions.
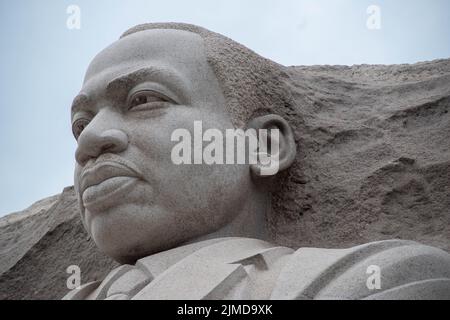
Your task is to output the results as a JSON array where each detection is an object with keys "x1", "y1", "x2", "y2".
[{"x1": 187, "y1": 191, "x2": 271, "y2": 245}]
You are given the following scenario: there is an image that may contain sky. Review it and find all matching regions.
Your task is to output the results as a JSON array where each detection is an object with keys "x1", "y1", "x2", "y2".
[{"x1": 0, "y1": 0, "x2": 449, "y2": 216}]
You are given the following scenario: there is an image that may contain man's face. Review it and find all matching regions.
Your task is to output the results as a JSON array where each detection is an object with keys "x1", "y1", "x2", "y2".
[{"x1": 72, "y1": 29, "x2": 252, "y2": 263}]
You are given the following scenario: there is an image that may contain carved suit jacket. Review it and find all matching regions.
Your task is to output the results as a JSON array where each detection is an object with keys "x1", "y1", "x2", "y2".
[{"x1": 63, "y1": 237, "x2": 450, "y2": 300}]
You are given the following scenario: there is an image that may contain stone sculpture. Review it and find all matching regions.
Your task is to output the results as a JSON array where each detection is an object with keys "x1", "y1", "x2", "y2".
[{"x1": 64, "y1": 23, "x2": 450, "y2": 300}]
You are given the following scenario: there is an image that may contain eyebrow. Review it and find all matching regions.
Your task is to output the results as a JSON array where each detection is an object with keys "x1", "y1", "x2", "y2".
[
  {"x1": 106, "y1": 66, "x2": 191, "y2": 104},
  {"x1": 71, "y1": 66, "x2": 191, "y2": 115}
]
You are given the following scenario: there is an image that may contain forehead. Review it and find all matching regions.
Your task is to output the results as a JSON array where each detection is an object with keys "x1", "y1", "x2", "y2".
[{"x1": 83, "y1": 29, "x2": 208, "y2": 85}]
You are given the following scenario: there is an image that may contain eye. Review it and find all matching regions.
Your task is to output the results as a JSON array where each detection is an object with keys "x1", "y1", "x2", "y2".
[
  {"x1": 128, "y1": 90, "x2": 171, "y2": 111},
  {"x1": 72, "y1": 118, "x2": 90, "y2": 140}
]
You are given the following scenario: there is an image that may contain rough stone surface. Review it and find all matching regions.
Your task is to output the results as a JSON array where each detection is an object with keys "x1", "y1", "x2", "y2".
[
  {"x1": 274, "y1": 59, "x2": 450, "y2": 253},
  {"x1": 1, "y1": 56, "x2": 449, "y2": 299},
  {"x1": 0, "y1": 187, "x2": 118, "y2": 300}
]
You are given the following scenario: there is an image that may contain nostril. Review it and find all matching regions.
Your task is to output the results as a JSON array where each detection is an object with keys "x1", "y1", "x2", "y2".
[
  {"x1": 101, "y1": 143, "x2": 115, "y2": 153},
  {"x1": 75, "y1": 149, "x2": 91, "y2": 166},
  {"x1": 75, "y1": 129, "x2": 128, "y2": 165}
]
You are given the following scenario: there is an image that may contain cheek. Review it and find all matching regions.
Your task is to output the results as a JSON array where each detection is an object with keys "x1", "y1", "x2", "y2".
[
  {"x1": 159, "y1": 163, "x2": 251, "y2": 229},
  {"x1": 125, "y1": 108, "x2": 249, "y2": 213},
  {"x1": 127, "y1": 111, "x2": 187, "y2": 163}
]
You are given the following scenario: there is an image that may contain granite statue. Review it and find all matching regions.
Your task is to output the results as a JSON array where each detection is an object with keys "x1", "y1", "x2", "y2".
[{"x1": 64, "y1": 23, "x2": 450, "y2": 300}]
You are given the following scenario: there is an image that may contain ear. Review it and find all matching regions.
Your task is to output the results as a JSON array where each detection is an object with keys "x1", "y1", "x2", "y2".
[{"x1": 246, "y1": 114, "x2": 297, "y2": 177}]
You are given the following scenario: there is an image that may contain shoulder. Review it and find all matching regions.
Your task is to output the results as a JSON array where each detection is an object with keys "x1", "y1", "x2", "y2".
[
  {"x1": 62, "y1": 237, "x2": 281, "y2": 300},
  {"x1": 271, "y1": 239, "x2": 450, "y2": 300}
]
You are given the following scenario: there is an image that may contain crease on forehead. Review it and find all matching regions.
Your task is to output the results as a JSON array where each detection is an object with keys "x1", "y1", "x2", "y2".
[
  {"x1": 72, "y1": 63, "x2": 193, "y2": 117},
  {"x1": 72, "y1": 29, "x2": 230, "y2": 119},
  {"x1": 79, "y1": 64, "x2": 191, "y2": 106},
  {"x1": 72, "y1": 30, "x2": 210, "y2": 114}
]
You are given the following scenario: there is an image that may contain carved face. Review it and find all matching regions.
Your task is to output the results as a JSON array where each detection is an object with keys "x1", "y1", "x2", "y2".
[{"x1": 71, "y1": 29, "x2": 253, "y2": 263}]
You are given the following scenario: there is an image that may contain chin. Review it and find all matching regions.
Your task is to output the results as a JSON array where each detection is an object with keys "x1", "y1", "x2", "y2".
[
  {"x1": 107, "y1": 247, "x2": 148, "y2": 265},
  {"x1": 90, "y1": 218, "x2": 180, "y2": 264},
  {"x1": 90, "y1": 224, "x2": 150, "y2": 263},
  {"x1": 101, "y1": 238, "x2": 184, "y2": 264},
  {"x1": 85, "y1": 202, "x2": 221, "y2": 264},
  {"x1": 93, "y1": 233, "x2": 154, "y2": 264}
]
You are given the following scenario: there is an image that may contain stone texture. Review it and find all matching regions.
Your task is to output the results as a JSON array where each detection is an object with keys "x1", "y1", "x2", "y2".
[
  {"x1": 0, "y1": 187, "x2": 118, "y2": 300},
  {"x1": 274, "y1": 59, "x2": 450, "y2": 254},
  {"x1": 1, "y1": 51, "x2": 449, "y2": 300}
]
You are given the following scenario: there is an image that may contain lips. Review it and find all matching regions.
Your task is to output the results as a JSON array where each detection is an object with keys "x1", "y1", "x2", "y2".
[{"x1": 80, "y1": 161, "x2": 142, "y2": 211}]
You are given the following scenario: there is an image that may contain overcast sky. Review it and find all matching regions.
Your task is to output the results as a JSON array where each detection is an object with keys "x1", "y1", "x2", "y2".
[{"x1": 1, "y1": 0, "x2": 449, "y2": 217}]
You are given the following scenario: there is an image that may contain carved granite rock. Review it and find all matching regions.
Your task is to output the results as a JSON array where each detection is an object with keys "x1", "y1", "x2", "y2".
[{"x1": 1, "y1": 23, "x2": 449, "y2": 300}]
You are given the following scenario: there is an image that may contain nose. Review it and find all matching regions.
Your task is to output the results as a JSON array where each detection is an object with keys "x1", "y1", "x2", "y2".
[{"x1": 75, "y1": 126, "x2": 129, "y2": 165}]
